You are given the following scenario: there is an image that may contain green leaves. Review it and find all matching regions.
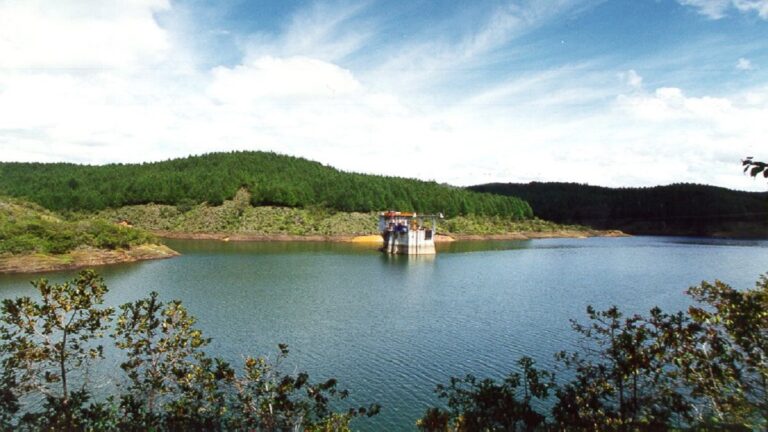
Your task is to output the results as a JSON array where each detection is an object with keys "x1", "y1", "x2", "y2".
[
  {"x1": 0, "y1": 270, "x2": 378, "y2": 431},
  {"x1": 682, "y1": 277, "x2": 768, "y2": 427},
  {"x1": 418, "y1": 356, "x2": 553, "y2": 431},
  {"x1": 224, "y1": 344, "x2": 378, "y2": 431},
  {"x1": 0, "y1": 269, "x2": 113, "y2": 429},
  {"x1": 421, "y1": 274, "x2": 768, "y2": 431}
]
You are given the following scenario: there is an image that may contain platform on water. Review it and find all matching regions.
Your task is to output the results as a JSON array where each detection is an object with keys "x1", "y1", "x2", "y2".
[{"x1": 379, "y1": 211, "x2": 441, "y2": 255}]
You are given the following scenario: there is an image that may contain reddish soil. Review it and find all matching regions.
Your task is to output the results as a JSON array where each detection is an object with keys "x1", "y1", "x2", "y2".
[{"x1": 0, "y1": 244, "x2": 179, "y2": 274}]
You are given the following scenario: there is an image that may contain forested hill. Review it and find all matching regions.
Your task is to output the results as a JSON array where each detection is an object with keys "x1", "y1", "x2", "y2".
[
  {"x1": 469, "y1": 182, "x2": 768, "y2": 236},
  {"x1": 0, "y1": 152, "x2": 532, "y2": 218}
]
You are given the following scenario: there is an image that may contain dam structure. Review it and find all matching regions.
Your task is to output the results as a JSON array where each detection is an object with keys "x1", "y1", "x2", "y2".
[{"x1": 379, "y1": 211, "x2": 440, "y2": 255}]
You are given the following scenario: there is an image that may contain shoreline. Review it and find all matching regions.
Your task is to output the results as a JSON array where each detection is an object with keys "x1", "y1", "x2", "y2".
[
  {"x1": 0, "y1": 244, "x2": 179, "y2": 274},
  {"x1": 449, "y1": 229, "x2": 627, "y2": 241},
  {"x1": 152, "y1": 229, "x2": 629, "y2": 242},
  {"x1": 0, "y1": 230, "x2": 628, "y2": 274}
]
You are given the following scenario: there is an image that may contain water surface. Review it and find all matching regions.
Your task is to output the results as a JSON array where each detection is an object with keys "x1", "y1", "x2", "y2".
[{"x1": 1, "y1": 236, "x2": 767, "y2": 430}]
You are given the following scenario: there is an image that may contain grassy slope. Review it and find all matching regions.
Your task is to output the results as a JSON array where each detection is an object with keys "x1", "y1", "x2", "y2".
[
  {"x1": 0, "y1": 197, "x2": 159, "y2": 256},
  {"x1": 94, "y1": 189, "x2": 587, "y2": 237}
]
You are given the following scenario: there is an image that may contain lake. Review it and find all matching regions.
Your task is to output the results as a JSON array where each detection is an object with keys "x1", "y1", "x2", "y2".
[{"x1": 1, "y1": 236, "x2": 767, "y2": 430}]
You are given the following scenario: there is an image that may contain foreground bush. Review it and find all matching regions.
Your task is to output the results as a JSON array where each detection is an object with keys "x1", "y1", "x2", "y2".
[
  {"x1": 3, "y1": 269, "x2": 765, "y2": 430},
  {"x1": 0, "y1": 270, "x2": 378, "y2": 431},
  {"x1": 419, "y1": 275, "x2": 768, "y2": 431}
]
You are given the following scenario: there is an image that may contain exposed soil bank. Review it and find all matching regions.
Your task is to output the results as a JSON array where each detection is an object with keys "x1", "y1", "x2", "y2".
[
  {"x1": 152, "y1": 229, "x2": 627, "y2": 242},
  {"x1": 0, "y1": 244, "x2": 179, "y2": 274},
  {"x1": 154, "y1": 231, "x2": 360, "y2": 242}
]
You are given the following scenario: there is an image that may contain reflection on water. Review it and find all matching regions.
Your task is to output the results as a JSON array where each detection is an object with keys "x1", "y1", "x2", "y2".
[
  {"x1": 380, "y1": 253, "x2": 436, "y2": 265},
  {"x1": 662, "y1": 236, "x2": 768, "y2": 248},
  {"x1": 163, "y1": 239, "x2": 382, "y2": 255},
  {"x1": 166, "y1": 238, "x2": 543, "y2": 257},
  {"x1": 2, "y1": 236, "x2": 768, "y2": 431},
  {"x1": 437, "y1": 239, "x2": 533, "y2": 254}
]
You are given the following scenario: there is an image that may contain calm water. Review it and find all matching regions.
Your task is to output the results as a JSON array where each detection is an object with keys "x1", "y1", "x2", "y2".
[{"x1": 1, "y1": 236, "x2": 768, "y2": 430}]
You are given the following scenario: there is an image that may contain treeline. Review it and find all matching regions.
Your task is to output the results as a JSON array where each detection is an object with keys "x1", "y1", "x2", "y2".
[
  {"x1": 0, "y1": 152, "x2": 532, "y2": 219},
  {"x1": 470, "y1": 182, "x2": 768, "y2": 236},
  {"x1": 419, "y1": 275, "x2": 768, "y2": 431}
]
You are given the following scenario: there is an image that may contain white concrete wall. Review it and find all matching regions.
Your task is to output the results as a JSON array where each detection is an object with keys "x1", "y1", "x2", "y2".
[{"x1": 383, "y1": 228, "x2": 435, "y2": 255}]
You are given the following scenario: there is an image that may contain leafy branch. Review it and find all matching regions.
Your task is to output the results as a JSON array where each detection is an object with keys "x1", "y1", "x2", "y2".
[{"x1": 742, "y1": 157, "x2": 768, "y2": 178}]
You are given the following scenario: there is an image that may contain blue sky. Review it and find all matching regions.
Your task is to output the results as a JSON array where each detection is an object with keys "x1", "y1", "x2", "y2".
[{"x1": 1, "y1": 0, "x2": 767, "y2": 190}]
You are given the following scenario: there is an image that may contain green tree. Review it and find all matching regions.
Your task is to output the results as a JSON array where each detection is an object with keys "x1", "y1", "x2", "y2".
[
  {"x1": 112, "y1": 291, "x2": 223, "y2": 429},
  {"x1": 224, "y1": 343, "x2": 379, "y2": 431},
  {"x1": 0, "y1": 271, "x2": 379, "y2": 430},
  {"x1": 552, "y1": 306, "x2": 689, "y2": 430},
  {"x1": 0, "y1": 270, "x2": 113, "y2": 430},
  {"x1": 675, "y1": 277, "x2": 768, "y2": 429},
  {"x1": 421, "y1": 274, "x2": 768, "y2": 431},
  {"x1": 417, "y1": 356, "x2": 552, "y2": 431},
  {"x1": 112, "y1": 292, "x2": 379, "y2": 431},
  {"x1": 0, "y1": 151, "x2": 533, "y2": 218}
]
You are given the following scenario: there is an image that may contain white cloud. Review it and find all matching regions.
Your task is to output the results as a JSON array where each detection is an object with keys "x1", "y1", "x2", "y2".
[
  {"x1": 242, "y1": 1, "x2": 373, "y2": 63},
  {"x1": 209, "y1": 56, "x2": 362, "y2": 102},
  {"x1": 0, "y1": 0, "x2": 171, "y2": 69},
  {"x1": 361, "y1": 0, "x2": 590, "y2": 95},
  {"x1": 733, "y1": 0, "x2": 768, "y2": 18},
  {"x1": 616, "y1": 83, "x2": 763, "y2": 131},
  {"x1": 0, "y1": 0, "x2": 198, "y2": 164},
  {"x1": 464, "y1": 62, "x2": 615, "y2": 111},
  {"x1": 678, "y1": 0, "x2": 731, "y2": 18},
  {"x1": 613, "y1": 77, "x2": 768, "y2": 188},
  {"x1": 620, "y1": 69, "x2": 644, "y2": 89},
  {"x1": 1, "y1": 0, "x2": 767, "y2": 193},
  {"x1": 678, "y1": 0, "x2": 768, "y2": 19},
  {"x1": 736, "y1": 57, "x2": 754, "y2": 70}
]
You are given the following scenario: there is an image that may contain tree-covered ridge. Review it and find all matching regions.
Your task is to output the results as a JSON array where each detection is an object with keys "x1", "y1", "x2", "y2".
[
  {"x1": 470, "y1": 182, "x2": 768, "y2": 236},
  {"x1": 0, "y1": 152, "x2": 532, "y2": 218},
  {"x1": 0, "y1": 197, "x2": 156, "y2": 255}
]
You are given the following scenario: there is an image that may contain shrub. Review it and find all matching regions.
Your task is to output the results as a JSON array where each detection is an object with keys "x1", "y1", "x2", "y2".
[
  {"x1": 420, "y1": 274, "x2": 768, "y2": 431},
  {"x1": 0, "y1": 271, "x2": 379, "y2": 431}
]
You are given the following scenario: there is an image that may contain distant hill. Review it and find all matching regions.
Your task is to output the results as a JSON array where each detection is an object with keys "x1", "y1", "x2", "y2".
[
  {"x1": 0, "y1": 152, "x2": 532, "y2": 219},
  {"x1": 468, "y1": 182, "x2": 768, "y2": 237}
]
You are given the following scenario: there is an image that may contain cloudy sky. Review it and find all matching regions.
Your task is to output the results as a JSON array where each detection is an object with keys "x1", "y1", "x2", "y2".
[{"x1": 1, "y1": 0, "x2": 767, "y2": 190}]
